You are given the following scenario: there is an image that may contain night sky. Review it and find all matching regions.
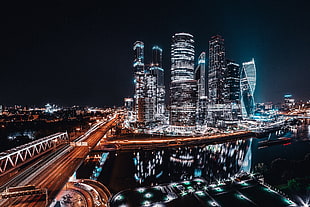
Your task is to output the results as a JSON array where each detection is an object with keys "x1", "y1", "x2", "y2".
[{"x1": 1, "y1": 0, "x2": 309, "y2": 107}]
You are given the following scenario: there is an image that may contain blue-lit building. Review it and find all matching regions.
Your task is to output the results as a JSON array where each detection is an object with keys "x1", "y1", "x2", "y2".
[
  {"x1": 170, "y1": 33, "x2": 197, "y2": 126},
  {"x1": 133, "y1": 42, "x2": 166, "y2": 126},
  {"x1": 240, "y1": 58, "x2": 256, "y2": 118},
  {"x1": 150, "y1": 46, "x2": 165, "y2": 122}
]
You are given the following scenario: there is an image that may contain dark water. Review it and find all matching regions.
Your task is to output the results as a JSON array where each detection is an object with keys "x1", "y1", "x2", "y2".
[{"x1": 76, "y1": 124, "x2": 310, "y2": 194}]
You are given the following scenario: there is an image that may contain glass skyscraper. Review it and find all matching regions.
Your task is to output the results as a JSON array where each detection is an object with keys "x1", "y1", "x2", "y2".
[
  {"x1": 195, "y1": 52, "x2": 208, "y2": 125},
  {"x1": 225, "y1": 60, "x2": 241, "y2": 103},
  {"x1": 133, "y1": 42, "x2": 166, "y2": 126},
  {"x1": 133, "y1": 41, "x2": 145, "y2": 122},
  {"x1": 170, "y1": 33, "x2": 197, "y2": 126},
  {"x1": 195, "y1": 52, "x2": 207, "y2": 98},
  {"x1": 226, "y1": 60, "x2": 242, "y2": 120},
  {"x1": 171, "y1": 33, "x2": 195, "y2": 81},
  {"x1": 150, "y1": 46, "x2": 165, "y2": 121},
  {"x1": 240, "y1": 58, "x2": 256, "y2": 118},
  {"x1": 208, "y1": 35, "x2": 226, "y2": 104},
  {"x1": 207, "y1": 35, "x2": 231, "y2": 126}
]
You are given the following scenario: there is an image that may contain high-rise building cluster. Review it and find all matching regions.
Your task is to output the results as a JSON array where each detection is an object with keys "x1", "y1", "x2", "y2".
[
  {"x1": 130, "y1": 33, "x2": 256, "y2": 129},
  {"x1": 133, "y1": 42, "x2": 166, "y2": 126}
]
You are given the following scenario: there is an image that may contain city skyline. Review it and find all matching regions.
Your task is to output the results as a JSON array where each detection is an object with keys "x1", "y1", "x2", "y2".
[{"x1": 1, "y1": 1, "x2": 309, "y2": 107}]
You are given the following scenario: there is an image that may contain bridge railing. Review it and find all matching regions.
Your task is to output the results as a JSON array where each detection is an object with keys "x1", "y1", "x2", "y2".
[{"x1": 0, "y1": 132, "x2": 69, "y2": 176}]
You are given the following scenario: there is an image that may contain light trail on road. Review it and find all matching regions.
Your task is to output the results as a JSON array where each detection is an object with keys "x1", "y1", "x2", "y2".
[{"x1": 0, "y1": 115, "x2": 119, "y2": 207}]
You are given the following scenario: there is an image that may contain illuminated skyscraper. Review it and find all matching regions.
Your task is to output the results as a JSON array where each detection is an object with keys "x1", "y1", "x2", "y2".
[
  {"x1": 207, "y1": 35, "x2": 230, "y2": 126},
  {"x1": 240, "y1": 58, "x2": 256, "y2": 118},
  {"x1": 170, "y1": 33, "x2": 197, "y2": 126},
  {"x1": 195, "y1": 52, "x2": 208, "y2": 125},
  {"x1": 143, "y1": 70, "x2": 156, "y2": 123},
  {"x1": 151, "y1": 46, "x2": 162, "y2": 68},
  {"x1": 171, "y1": 33, "x2": 195, "y2": 81},
  {"x1": 225, "y1": 60, "x2": 240, "y2": 102},
  {"x1": 208, "y1": 35, "x2": 226, "y2": 104},
  {"x1": 133, "y1": 41, "x2": 144, "y2": 72},
  {"x1": 195, "y1": 52, "x2": 207, "y2": 98},
  {"x1": 150, "y1": 46, "x2": 165, "y2": 121},
  {"x1": 133, "y1": 41, "x2": 145, "y2": 122},
  {"x1": 133, "y1": 42, "x2": 166, "y2": 126},
  {"x1": 226, "y1": 60, "x2": 242, "y2": 120}
]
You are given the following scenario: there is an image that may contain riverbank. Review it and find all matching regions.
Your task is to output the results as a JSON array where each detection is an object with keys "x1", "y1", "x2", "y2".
[{"x1": 97, "y1": 131, "x2": 258, "y2": 151}]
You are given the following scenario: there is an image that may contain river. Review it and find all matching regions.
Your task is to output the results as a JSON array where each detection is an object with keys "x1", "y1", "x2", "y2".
[{"x1": 76, "y1": 122, "x2": 310, "y2": 200}]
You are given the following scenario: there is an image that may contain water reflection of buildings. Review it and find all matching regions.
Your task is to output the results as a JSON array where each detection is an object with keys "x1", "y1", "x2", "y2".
[
  {"x1": 133, "y1": 150, "x2": 165, "y2": 184},
  {"x1": 132, "y1": 139, "x2": 252, "y2": 185}
]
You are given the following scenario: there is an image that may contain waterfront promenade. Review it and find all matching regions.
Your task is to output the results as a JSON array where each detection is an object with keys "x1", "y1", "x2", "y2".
[{"x1": 96, "y1": 131, "x2": 257, "y2": 151}]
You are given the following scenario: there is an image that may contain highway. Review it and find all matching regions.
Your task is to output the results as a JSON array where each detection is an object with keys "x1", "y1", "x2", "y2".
[{"x1": 0, "y1": 115, "x2": 118, "y2": 207}]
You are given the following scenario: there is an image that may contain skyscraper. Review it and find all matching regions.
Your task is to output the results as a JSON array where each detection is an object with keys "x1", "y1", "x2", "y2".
[
  {"x1": 150, "y1": 46, "x2": 165, "y2": 121},
  {"x1": 171, "y1": 33, "x2": 195, "y2": 81},
  {"x1": 208, "y1": 35, "x2": 226, "y2": 104},
  {"x1": 133, "y1": 41, "x2": 144, "y2": 72},
  {"x1": 133, "y1": 42, "x2": 166, "y2": 126},
  {"x1": 207, "y1": 35, "x2": 242, "y2": 126},
  {"x1": 151, "y1": 46, "x2": 162, "y2": 68},
  {"x1": 133, "y1": 41, "x2": 145, "y2": 122},
  {"x1": 225, "y1": 60, "x2": 240, "y2": 103},
  {"x1": 195, "y1": 52, "x2": 207, "y2": 98},
  {"x1": 226, "y1": 60, "x2": 242, "y2": 120},
  {"x1": 143, "y1": 70, "x2": 157, "y2": 123},
  {"x1": 170, "y1": 33, "x2": 197, "y2": 126},
  {"x1": 240, "y1": 58, "x2": 256, "y2": 118},
  {"x1": 195, "y1": 52, "x2": 208, "y2": 125}
]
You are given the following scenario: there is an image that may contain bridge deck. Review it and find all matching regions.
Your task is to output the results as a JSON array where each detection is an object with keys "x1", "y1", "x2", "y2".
[{"x1": 0, "y1": 116, "x2": 118, "y2": 207}]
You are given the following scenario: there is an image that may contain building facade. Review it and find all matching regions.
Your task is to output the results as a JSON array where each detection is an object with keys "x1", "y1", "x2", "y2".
[
  {"x1": 240, "y1": 58, "x2": 256, "y2": 118},
  {"x1": 208, "y1": 35, "x2": 226, "y2": 105},
  {"x1": 226, "y1": 59, "x2": 242, "y2": 120},
  {"x1": 133, "y1": 41, "x2": 146, "y2": 122},
  {"x1": 124, "y1": 98, "x2": 134, "y2": 111},
  {"x1": 170, "y1": 33, "x2": 197, "y2": 126},
  {"x1": 207, "y1": 35, "x2": 232, "y2": 126},
  {"x1": 195, "y1": 52, "x2": 208, "y2": 125},
  {"x1": 133, "y1": 42, "x2": 166, "y2": 126},
  {"x1": 150, "y1": 46, "x2": 165, "y2": 121}
]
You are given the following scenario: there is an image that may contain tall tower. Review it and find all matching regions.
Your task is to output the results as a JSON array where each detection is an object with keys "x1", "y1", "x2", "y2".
[
  {"x1": 226, "y1": 60, "x2": 241, "y2": 103},
  {"x1": 151, "y1": 46, "x2": 162, "y2": 68},
  {"x1": 240, "y1": 58, "x2": 256, "y2": 118},
  {"x1": 195, "y1": 52, "x2": 207, "y2": 98},
  {"x1": 133, "y1": 41, "x2": 145, "y2": 122},
  {"x1": 150, "y1": 46, "x2": 165, "y2": 120},
  {"x1": 151, "y1": 46, "x2": 164, "y2": 87},
  {"x1": 208, "y1": 35, "x2": 226, "y2": 104},
  {"x1": 133, "y1": 41, "x2": 144, "y2": 73},
  {"x1": 195, "y1": 52, "x2": 208, "y2": 125},
  {"x1": 170, "y1": 33, "x2": 197, "y2": 126},
  {"x1": 226, "y1": 60, "x2": 242, "y2": 120},
  {"x1": 171, "y1": 33, "x2": 195, "y2": 81}
]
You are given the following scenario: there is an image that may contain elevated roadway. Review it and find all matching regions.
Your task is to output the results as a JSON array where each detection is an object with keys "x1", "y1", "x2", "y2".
[{"x1": 0, "y1": 115, "x2": 119, "y2": 207}]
